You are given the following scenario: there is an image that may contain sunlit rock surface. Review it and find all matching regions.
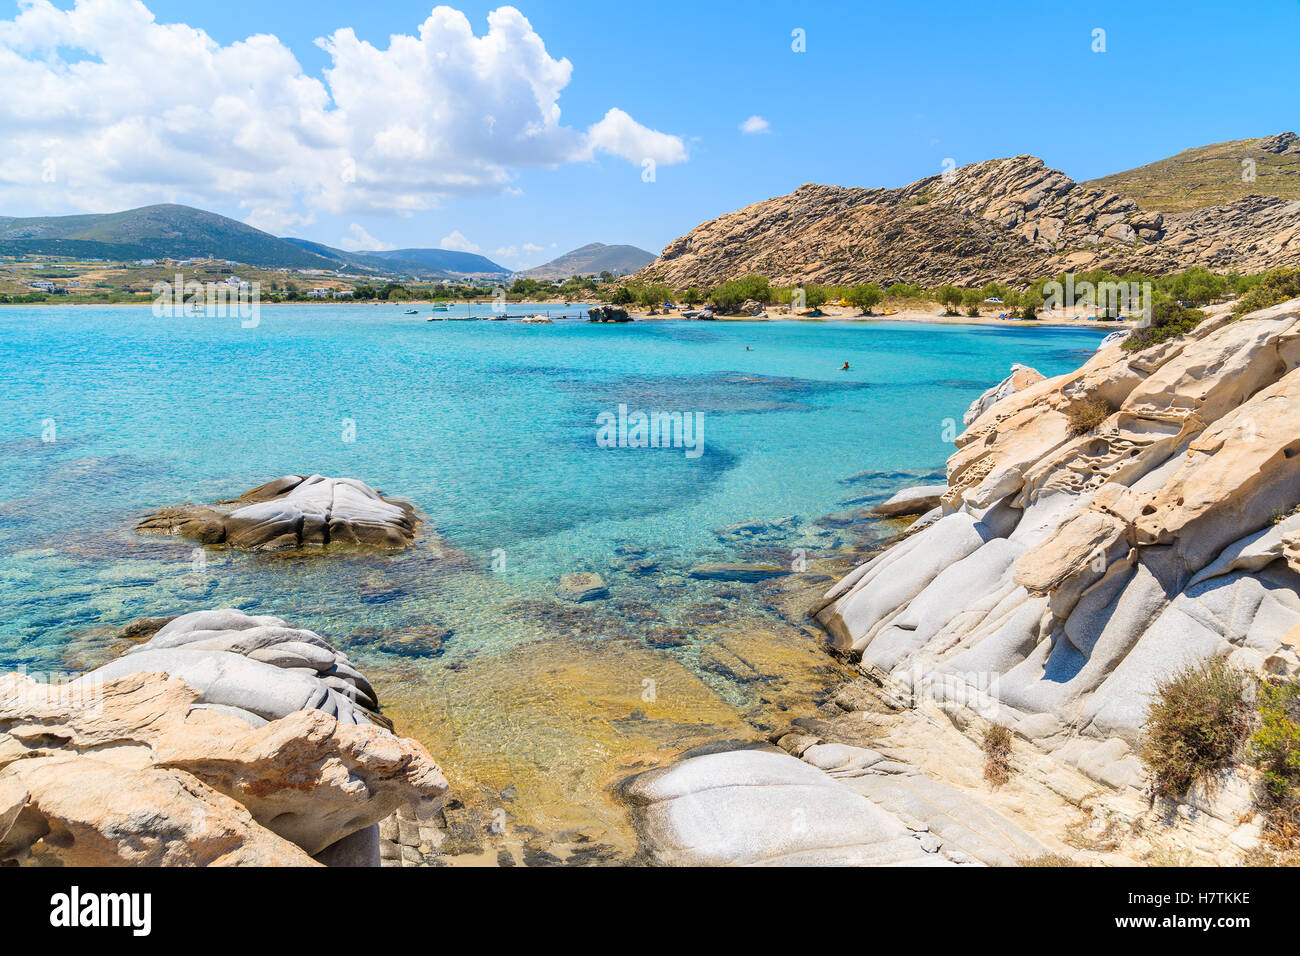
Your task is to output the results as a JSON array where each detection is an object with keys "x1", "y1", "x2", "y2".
[
  {"x1": 137, "y1": 474, "x2": 418, "y2": 551},
  {"x1": 816, "y1": 298, "x2": 1300, "y2": 791},
  {"x1": 0, "y1": 609, "x2": 447, "y2": 866}
]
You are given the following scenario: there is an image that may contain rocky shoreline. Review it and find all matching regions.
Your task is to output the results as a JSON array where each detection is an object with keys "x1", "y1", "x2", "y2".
[
  {"x1": 0, "y1": 609, "x2": 447, "y2": 865},
  {"x1": 6, "y1": 299, "x2": 1297, "y2": 866},
  {"x1": 615, "y1": 295, "x2": 1300, "y2": 866}
]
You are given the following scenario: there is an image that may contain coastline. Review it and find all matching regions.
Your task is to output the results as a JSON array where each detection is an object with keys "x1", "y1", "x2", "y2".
[
  {"x1": 8, "y1": 296, "x2": 1288, "y2": 868},
  {"x1": 0, "y1": 298, "x2": 1137, "y2": 331},
  {"x1": 617, "y1": 298, "x2": 1300, "y2": 866},
  {"x1": 622, "y1": 303, "x2": 1139, "y2": 329}
]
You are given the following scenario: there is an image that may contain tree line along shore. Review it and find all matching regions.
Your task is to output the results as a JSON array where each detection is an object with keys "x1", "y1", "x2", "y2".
[{"x1": 3, "y1": 256, "x2": 1297, "y2": 355}]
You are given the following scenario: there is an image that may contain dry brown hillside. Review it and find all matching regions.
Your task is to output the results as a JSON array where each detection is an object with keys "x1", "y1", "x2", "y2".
[
  {"x1": 1085, "y1": 131, "x2": 1300, "y2": 212},
  {"x1": 634, "y1": 139, "x2": 1300, "y2": 289}
]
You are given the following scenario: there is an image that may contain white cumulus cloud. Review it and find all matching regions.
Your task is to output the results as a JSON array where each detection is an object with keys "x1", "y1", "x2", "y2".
[
  {"x1": 586, "y1": 108, "x2": 689, "y2": 165},
  {"x1": 0, "y1": 0, "x2": 689, "y2": 223},
  {"x1": 440, "y1": 230, "x2": 480, "y2": 252},
  {"x1": 338, "y1": 224, "x2": 395, "y2": 251},
  {"x1": 739, "y1": 115, "x2": 770, "y2": 135}
]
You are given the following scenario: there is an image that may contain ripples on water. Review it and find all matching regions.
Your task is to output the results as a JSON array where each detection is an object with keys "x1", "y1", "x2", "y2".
[{"x1": 0, "y1": 305, "x2": 1107, "y2": 858}]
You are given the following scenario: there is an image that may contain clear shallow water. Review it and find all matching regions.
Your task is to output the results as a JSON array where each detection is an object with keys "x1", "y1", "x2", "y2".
[{"x1": 0, "y1": 304, "x2": 1106, "y2": 855}]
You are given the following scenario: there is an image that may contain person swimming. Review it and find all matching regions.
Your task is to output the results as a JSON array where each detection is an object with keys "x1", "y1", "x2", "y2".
[{"x1": 840, "y1": 361, "x2": 850, "y2": 371}]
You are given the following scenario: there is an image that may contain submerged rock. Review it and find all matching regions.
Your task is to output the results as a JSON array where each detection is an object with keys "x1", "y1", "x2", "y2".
[
  {"x1": 350, "y1": 624, "x2": 451, "y2": 657},
  {"x1": 867, "y1": 484, "x2": 947, "y2": 517},
  {"x1": 137, "y1": 474, "x2": 418, "y2": 552},
  {"x1": 556, "y1": 572, "x2": 610, "y2": 602},
  {"x1": 0, "y1": 612, "x2": 449, "y2": 866},
  {"x1": 688, "y1": 562, "x2": 789, "y2": 582}
]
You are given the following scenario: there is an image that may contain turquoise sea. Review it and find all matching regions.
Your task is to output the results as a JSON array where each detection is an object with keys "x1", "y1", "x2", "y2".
[{"x1": 0, "y1": 304, "x2": 1106, "y2": 854}]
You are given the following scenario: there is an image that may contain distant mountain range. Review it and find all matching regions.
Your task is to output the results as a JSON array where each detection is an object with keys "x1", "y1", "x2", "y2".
[
  {"x1": 0, "y1": 204, "x2": 510, "y2": 278},
  {"x1": 632, "y1": 132, "x2": 1300, "y2": 288},
  {"x1": 519, "y1": 242, "x2": 655, "y2": 280},
  {"x1": 278, "y1": 237, "x2": 508, "y2": 277}
]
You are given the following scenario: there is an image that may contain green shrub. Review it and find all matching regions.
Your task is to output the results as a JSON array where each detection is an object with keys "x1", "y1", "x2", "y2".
[
  {"x1": 1121, "y1": 297, "x2": 1206, "y2": 351},
  {"x1": 1158, "y1": 265, "x2": 1228, "y2": 307},
  {"x1": 635, "y1": 282, "x2": 672, "y2": 308},
  {"x1": 1231, "y1": 267, "x2": 1300, "y2": 318},
  {"x1": 887, "y1": 282, "x2": 925, "y2": 300},
  {"x1": 1250, "y1": 680, "x2": 1300, "y2": 817},
  {"x1": 935, "y1": 284, "x2": 963, "y2": 316},
  {"x1": 1139, "y1": 656, "x2": 1254, "y2": 798},
  {"x1": 846, "y1": 282, "x2": 883, "y2": 314},
  {"x1": 1017, "y1": 285, "x2": 1043, "y2": 319},
  {"x1": 801, "y1": 283, "x2": 831, "y2": 308},
  {"x1": 709, "y1": 274, "x2": 771, "y2": 312}
]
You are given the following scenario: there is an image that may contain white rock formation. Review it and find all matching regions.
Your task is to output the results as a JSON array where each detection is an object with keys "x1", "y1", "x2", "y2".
[
  {"x1": 622, "y1": 748, "x2": 956, "y2": 866},
  {"x1": 868, "y1": 484, "x2": 948, "y2": 517},
  {"x1": 0, "y1": 610, "x2": 448, "y2": 866},
  {"x1": 816, "y1": 298, "x2": 1300, "y2": 792},
  {"x1": 137, "y1": 474, "x2": 418, "y2": 551},
  {"x1": 962, "y1": 363, "x2": 1046, "y2": 425},
  {"x1": 84, "y1": 608, "x2": 385, "y2": 726}
]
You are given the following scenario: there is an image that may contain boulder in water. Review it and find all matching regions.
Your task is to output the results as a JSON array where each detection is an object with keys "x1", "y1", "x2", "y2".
[{"x1": 137, "y1": 474, "x2": 418, "y2": 552}]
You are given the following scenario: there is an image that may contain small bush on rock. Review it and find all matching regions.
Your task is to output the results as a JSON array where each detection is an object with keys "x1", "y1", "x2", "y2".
[
  {"x1": 982, "y1": 723, "x2": 1014, "y2": 787},
  {"x1": 1231, "y1": 267, "x2": 1300, "y2": 318},
  {"x1": 1121, "y1": 297, "x2": 1206, "y2": 352},
  {"x1": 1250, "y1": 680, "x2": 1300, "y2": 829},
  {"x1": 1067, "y1": 397, "x2": 1113, "y2": 435},
  {"x1": 1139, "y1": 656, "x2": 1254, "y2": 799}
]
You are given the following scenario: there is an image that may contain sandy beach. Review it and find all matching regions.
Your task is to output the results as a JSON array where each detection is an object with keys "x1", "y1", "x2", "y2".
[{"x1": 621, "y1": 302, "x2": 1139, "y2": 329}]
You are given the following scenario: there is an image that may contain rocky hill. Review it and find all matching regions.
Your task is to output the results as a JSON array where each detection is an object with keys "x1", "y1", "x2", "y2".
[
  {"x1": 0, "y1": 203, "x2": 509, "y2": 278},
  {"x1": 0, "y1": 204, "x2": 335, "y2": 269},
  {"x1": 520, "y1": 242, "x2": 654, "y2": 280},
  {"x1": 634, "y1": 147, "x2": 1300, "y2": 288},
  {"x1": 1085, "y1": 131, "x2": 1300, "y2": 212},
  {"x1": 282, "y1": 238, "x2": 508, "y2": 278}
]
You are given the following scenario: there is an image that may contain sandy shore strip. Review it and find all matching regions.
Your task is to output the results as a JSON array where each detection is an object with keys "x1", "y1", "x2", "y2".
[{"x1": 622, "y1": 302, "x2": 1139, "y2": 329}]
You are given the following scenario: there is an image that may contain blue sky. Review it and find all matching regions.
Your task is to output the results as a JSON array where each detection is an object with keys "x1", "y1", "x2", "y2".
[{"x1": 1, "y1": 0, "x2": 1296, "y2": 268}]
